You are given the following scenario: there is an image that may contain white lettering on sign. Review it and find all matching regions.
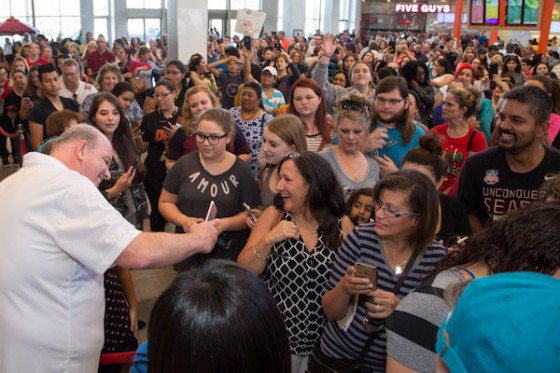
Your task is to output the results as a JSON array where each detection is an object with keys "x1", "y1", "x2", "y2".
[{"x1": 395, "y1": 3, "x2": 450, "y2": 13}]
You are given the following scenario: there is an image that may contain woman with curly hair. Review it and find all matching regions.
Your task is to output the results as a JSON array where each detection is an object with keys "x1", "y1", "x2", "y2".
[{"x1": 385, "y1": 201, "x2": 560, "y2": 373}]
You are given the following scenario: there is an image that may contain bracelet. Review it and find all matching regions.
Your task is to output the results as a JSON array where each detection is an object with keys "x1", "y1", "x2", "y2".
[{"x1": 252, "y1": 246, "x2": 269, "y2": 260}]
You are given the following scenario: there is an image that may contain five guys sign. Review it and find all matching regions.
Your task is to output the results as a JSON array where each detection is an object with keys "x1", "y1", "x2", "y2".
[{"x1": 395, "y1": 3, "x2": 451, "y2": 13}]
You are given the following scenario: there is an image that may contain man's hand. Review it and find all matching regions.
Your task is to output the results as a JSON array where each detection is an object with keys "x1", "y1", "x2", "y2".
[{"x1": 189, "y1": 219, "x2": 221, "y2": 254}]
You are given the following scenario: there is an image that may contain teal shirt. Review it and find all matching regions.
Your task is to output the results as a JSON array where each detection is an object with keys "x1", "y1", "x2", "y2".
[{"x1": 367, "y1": 122, "x2": 424, "y2": 168}]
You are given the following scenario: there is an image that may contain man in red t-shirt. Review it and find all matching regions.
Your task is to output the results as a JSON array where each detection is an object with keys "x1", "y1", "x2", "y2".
[
  {"x1": 86, "y1": 35, "x2": 116, "y2": 78},
  {"x1": 278, "y1": 31, "x2": 290, "y2": 52}
]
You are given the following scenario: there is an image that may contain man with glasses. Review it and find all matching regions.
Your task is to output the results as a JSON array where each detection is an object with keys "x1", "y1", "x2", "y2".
[
  {"x1": 60, "y1": 59, "x2": 97, "y2": 105},
  {"x1": 365, "y1": 76, "x2": 424, "y2": 174},
  {"x1": 86, "y1": 34, "x2": 116, "y2": 79}
]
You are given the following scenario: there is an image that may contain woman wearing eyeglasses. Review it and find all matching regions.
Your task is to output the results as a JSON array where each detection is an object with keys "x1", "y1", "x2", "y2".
[
  {"x1": 165, "y1": 85, "x2": 251, "y2": 171},
  {"x1": 320, "y1": 93, "x2": 380, "y2": 201},
  {"x1": 238, "y1": 151, "x2": 353, "y2": 373},
  {"x1": 143, "y1": 60, "x2": 189, "y2": 116},
  {"x1": 159, "y1": 108, "x2": 260, "y2": 270},
  {"x1": 136, "y1": 79, "x2": 181, "y2": 232},
  {"x1": 308, "y1": 170, "x2": 446, "y2": 373}
]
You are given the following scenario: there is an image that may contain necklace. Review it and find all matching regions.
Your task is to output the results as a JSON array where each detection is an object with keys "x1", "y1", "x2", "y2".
[
  {"x1": 383, "y1": 242, "x2": 412, "y2": 275},
  {"x1": 393, "y1": 258, "x2": 409, "y2": 275},
  {"x1": 335, "y1": 147, "x2": 364, "y2": 181},
  {"x1": 240, "y1": 109, "x2": 260, "y2": 122}
]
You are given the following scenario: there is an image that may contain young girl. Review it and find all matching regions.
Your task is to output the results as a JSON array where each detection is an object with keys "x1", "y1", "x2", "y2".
[{"x1": 345, "y1": 188, "x2": 374, "y2": 226}]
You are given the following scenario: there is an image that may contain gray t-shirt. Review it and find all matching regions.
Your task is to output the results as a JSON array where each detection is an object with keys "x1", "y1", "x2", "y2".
[
  {"x1": 386, "y1": 269, "x2": 471, "y2": 373},
  {"x1": 320, "y1": 146, "x2": 380, "y2": 200},
  {"x1": 163, "y1": 151, "x2": 261, "y2": 262}
]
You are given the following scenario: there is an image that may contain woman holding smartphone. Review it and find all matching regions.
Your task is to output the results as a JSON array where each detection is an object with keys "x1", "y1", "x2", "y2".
[
  {"x1": 89, "y1": 92, "x2": 148, "y2": 357},
  {"x1": 136, "y1": 79, "x2": 180, "y2": 232},
  {"x1": 159, "y1": 108, "x2": 260, "y2": 270},
  {"x1": 238, "y1": 151, "x2": 353, "y2": 373},
  {"x1": 308, "y1": 170, "x2": 446, "y2": 373}
]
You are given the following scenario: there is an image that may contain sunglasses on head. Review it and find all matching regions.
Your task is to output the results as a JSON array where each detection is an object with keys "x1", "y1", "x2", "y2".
[{"x1": 340, "y1": 101, "x2": 369, "y2": 115}]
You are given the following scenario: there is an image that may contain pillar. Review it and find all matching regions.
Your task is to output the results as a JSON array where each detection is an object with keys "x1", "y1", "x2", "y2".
[{"x1": 166, "y1": 0, "x2": 208, "y2": 63}]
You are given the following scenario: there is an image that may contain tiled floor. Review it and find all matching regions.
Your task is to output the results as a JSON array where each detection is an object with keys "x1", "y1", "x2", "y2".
[{"x1": 132, "y1": 266, "x2": 176, "y2": 343}]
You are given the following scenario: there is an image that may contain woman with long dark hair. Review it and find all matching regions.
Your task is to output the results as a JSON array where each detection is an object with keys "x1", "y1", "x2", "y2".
[
  {"x1": 89, "y1": 92, "x2": 149, "y2": 359},
  {"x1": 238, "y1": 151, "x2": 353, "y2": 373},
  {"x1": 131, "y1": 260, "x2": 291, "y2": 373}
]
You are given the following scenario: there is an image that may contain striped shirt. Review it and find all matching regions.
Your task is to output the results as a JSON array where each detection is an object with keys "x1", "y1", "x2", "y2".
[{"x1": 319, "y1": 223, "x2": 447, "y2": 372}]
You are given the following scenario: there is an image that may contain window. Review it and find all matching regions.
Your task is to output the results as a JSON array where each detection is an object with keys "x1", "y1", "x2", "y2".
[
  {"x1": 127, "y1": 0, "x2": 162, "y2": 8},
  {"x1": 129, "y1": 18, "x2": 161, "y2": 41},
  {"x1": 230, "y1": 0, "x2": 260, "y2": 8},
  {"x1": 305, "y1": 0, "x2": 323, "y2": 37},
  {"x1": 208, "y1": 0, "x2": 227, "y2": 9}
]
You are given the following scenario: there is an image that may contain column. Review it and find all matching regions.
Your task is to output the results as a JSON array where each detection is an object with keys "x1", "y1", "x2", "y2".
[{"x1": 166, "y1": 0, "x2": 208, "y2": 63}]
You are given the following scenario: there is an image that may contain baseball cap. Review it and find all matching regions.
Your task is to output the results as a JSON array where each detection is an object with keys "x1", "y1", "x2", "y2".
[
  {"x1": 262, "y1": 66, "x2": 277, "y2": 77},
  {"x1": 436, "y1": 272, "x2": 560, "y2": 373}
]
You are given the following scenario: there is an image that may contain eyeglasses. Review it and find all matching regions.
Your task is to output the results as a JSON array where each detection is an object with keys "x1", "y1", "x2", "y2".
[
  {"x1": 341, "y1": 101, "x2": 369, "y2": 115},
  {"x1": 374, "y1": 204, "x2": 416, "y2": 218},
  {"x1": 153, "y1": 92, "x2": 171, "y2": 99},
  {"x1": 195, "y1": 131, "x2": 227, "y2": 145},
  {"x1": 375, "y1": 97, "x2": 405, "y2": 105}
]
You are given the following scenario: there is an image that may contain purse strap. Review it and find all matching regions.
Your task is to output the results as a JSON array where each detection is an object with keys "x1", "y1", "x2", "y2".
[{"x1": 357, "y1": 249, "x2": 421, "y2": 362}]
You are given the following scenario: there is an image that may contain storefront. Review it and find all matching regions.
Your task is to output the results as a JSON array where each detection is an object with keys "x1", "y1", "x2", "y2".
[{"x1": 361, "y1": 1, "x2": 456, "y2": 33}]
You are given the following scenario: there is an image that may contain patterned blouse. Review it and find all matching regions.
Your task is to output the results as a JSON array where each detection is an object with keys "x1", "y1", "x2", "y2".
[
  {"x1": 230, "y1": 107, "x2": 273, "y2": 179},
  {"x1": 99, "y1": 156, "x2": 149, "y2": 229},
  {"x1": 264, "y1": 211, "x2": 341, "y2": 356}
]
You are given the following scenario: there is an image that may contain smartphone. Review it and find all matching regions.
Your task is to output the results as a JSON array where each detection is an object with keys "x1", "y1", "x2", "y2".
[
  {"x1": 243, "y1": 36, "x2": 252, "y2": 50},
  {"x1": 489, "y1": 62, "x2": 499, "y2": 78},
  {"x1": 129, "y1": 154, "x2": 140, "y2": 176},
  {"x1": 489, "y1": 63, "x2": 499, "y2": 90},
  {"x1": 388, "y1": 41, "x2": 396, "y2": 51},
  {"x1": 354, "y1": 261, "x2": 378, "y2": 290},
  {"x1": 243, "y1": 202, "x2": 256, "y2": 221},
  {"x1": 160, "y1": 120, "x2": 169, "y2": 127},
  {"x1": 205, "y1": 200, "x2": 217, "y2": 221}
]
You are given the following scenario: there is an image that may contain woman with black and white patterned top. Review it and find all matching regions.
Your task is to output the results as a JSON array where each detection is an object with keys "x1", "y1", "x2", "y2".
[{"x1": 238, "y1": 151, "x2": 354, "y2": 373}]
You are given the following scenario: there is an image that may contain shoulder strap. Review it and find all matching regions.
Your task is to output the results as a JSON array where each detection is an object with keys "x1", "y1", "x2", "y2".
[
  {"x1": 389, "y1": 248, "x2": 421, "y2": 296},
  {"x1": 271, "y1": 209, "x2": 283, "y2": 230},
  {"x1": 467, "y1": 129, "x2": 478, "y2": 153}
]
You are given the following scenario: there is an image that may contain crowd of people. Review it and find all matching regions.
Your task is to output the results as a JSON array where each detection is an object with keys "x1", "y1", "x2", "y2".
[{"x1": 1, "y1": 27, "x2": 560, "y2": 373}]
